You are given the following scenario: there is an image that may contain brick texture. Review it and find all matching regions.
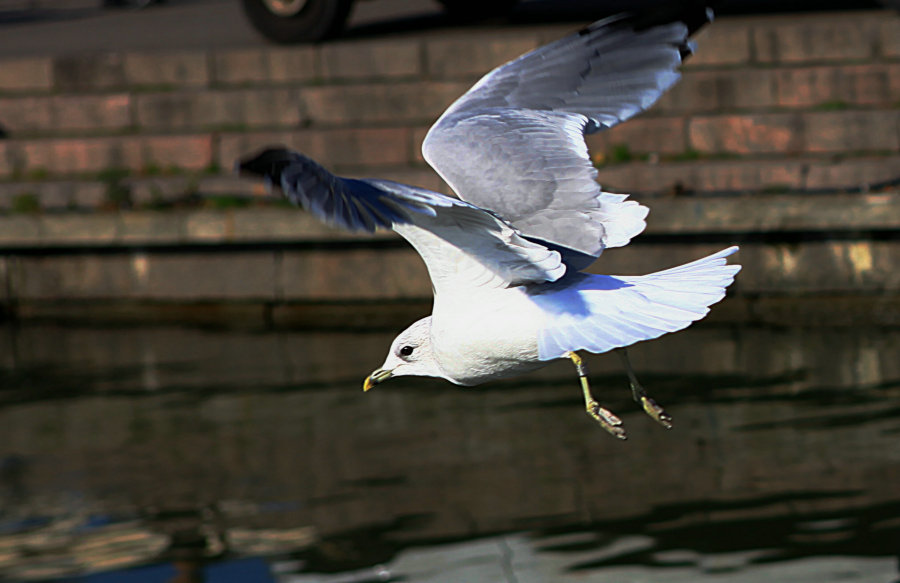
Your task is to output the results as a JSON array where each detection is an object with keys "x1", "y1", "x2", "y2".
[
  {"x1": 212, "y1": 47, "x2": 317, "y2": 85},
  {"x1": 320, "y1": 39, "x2": 421, "y2": 80},
  {"x1": 53, "y1": 54, "x2": 127, "y2": 91},
  {"x1": 0, "y1": 57, "x2": 54, "y2": 92},
  {"x1": 217, "y1": 127, "x2": 413, "y2": 173},
  {"x1": 587, "y1": 117, "x2": 687, "y2": 155},
  {"x1": 685, "y1": 23, "x2": 752, "y2": 66},
  {"x1": 658, "y1": 69, "x2": 776, "y2": 112},
  {"x1": 752, "y1": 16, "x2": 878, "y2": 63},
  {"x1": 0, "y1": 10, "x2": 896, "y2": 211},
  {"x1": 301, "y1": 81, "x2": 469, "y2": 125},
  {"x1": 774, "y1": 64, "x2": 900, "y2": 108},
  {"x1": 135, "y1": 88, "x2": 303, "y2": 131},
  {"x1": 425, "y1": 35, "x2": 540, "y2": 78},
  {"x1": 883, "y1": 18, "x2": 900, "y2": 58},
  {"x1": 123, "y1": 52, "x2": 210, "y2": 88},
  {"x1": 0, "y1": 94, "x2": 133, "y2": 135},
  {"x1": 689, "y1": 113, "x2": 805, "y2": 154}
]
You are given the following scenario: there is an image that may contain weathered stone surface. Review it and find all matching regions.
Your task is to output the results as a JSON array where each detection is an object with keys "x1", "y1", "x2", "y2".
[
  {"x1": 320, "y1": 39, "x2": 421, "y2": 80},
  {"x1": 41, "y1": 214, "x2": 119, "y2": 245},
  {"x1": 598, "y1": 159, "x2": 808, "y2": 194},
  {"x1": 0, "y1": 181, "x2": 106, "y2": 211},
  {"x1": 657, "y1": 69, "x2": 776, "y2": 112},
  {"x1": 804, "y1": 156, "x2": 900, "y2": 191},
  {"x1": 11, "y1": 255, "x2": 138, "y2": 300},
  {"x1": 123, "y1": 51, "x2": 210, "y2": 88},
  {"x1": 773, "y1": 64, "x2": 900, "y2": 108},
  {"x1": 0, "y1": 56, "x2": 54, "y2": 92},
  {"x1": 211, "y1": 47, "x2": 317, "y2": 85},
  {"x1": 425, "y1": 34, "x2": 540, "y2": 78},
  {"x1": 587, "y1": 117, "x2": 687, "y2": 155},
  {"x1": 752, "y1": 15, "x2": 878, "y2": 63},
  {"x1": 0, "y1": 134, "x2": 212, "y2": 176},
  {"x1": 301, "y1": 81, "x2": 469, "y2": 125},
  {"x1": 0, "y1": 217, "x2": 41, "y2": 244},
  {"x1": 804, "y1": 110, "x2": 900, "y2": 153},
  {"x1": 883, "y1": 17, "x2": 900, "y2": 58},
  {"x1": 14, "y1": 137, "x2": 143, "y2": 175},
  {"x1": 301, "y1": 127, "x2": 413, "y2": 169},
  {"x1": 134, "y1": 88, "x2": 303, "y2": 131},
  {"x1": 138, "y1": 252, "x2": 279, "y2": 299},
  {"x1": 0, "y1": 94, "x2": 132, "y2": 135},
  {"x1": 684, "y1": 21, "x2": 752, "y2": 66},
  {"x1": 736, "y1": 240, "x2": 900, "y2": 294},
  {"x1": 280, "y1": 248, "x2": 430, "y2": 301},
  {"x1": 116, "y1": 211, "x2": 184, "y2": 243},
  {"x1": 642, "y1": 192, "x2": 900, "y2": 234},
  {"x1": 139, "y1": 134, "x2": 214, "y2": 171},
  {"x1": 688, "y1": 113, "x2": 805, "y2": 154},
  {"x1": 128, "y1": 176, "x2": 194, "y2": 206},
  {"x1": 217, "y1": 127, "x2": 414, "y2": 171},
  {"x1": 0, "y1": 191, "x2": 897, "y2": 250},
  {"x1": 52, "y1": 53, "x2": 127, "y2": 91},
  {"x1": 8, "y1": 252, "x2": 278, "y2": 300}
]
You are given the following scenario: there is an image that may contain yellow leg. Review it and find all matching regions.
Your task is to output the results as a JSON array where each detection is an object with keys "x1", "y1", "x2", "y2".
[
  {"x1": 617, "y1": 348, "x2": 673, "y2": 429},
  {"x1": 567, "y1": 351, "x2": 626, "y2": 440}
]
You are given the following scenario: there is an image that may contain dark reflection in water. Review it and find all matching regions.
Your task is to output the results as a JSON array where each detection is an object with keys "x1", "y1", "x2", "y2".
[{"x1": 0, "y1": 317, "x2": 898, "y2": 582}]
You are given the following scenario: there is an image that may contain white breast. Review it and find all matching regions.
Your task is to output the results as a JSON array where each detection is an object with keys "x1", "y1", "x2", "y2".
[{"x1": 429, "y1": 286, "x2": 548, "y2": 386}]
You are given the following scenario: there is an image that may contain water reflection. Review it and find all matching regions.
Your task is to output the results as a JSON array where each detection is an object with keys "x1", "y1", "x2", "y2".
[{"x1": 0, "y1": 316, "x2": 898, "y2": 581}]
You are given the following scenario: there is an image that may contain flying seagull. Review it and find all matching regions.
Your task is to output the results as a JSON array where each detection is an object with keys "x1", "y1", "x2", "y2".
[{"x1": 238, "y1": 2, "x2": 740, "y2": 440}]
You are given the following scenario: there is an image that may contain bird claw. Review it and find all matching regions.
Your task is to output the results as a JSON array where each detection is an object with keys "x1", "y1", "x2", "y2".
[
  {"x1": 640, "y1": 396, "x2": 673, "y2": 430},
  {"x1": 587, "y1": 401, "x2": 627, "y2": 440}
]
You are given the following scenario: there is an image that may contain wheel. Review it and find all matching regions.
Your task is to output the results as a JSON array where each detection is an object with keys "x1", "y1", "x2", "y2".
[{"x1": 241, "y1": 0, "x2": 355, "y2": 44}]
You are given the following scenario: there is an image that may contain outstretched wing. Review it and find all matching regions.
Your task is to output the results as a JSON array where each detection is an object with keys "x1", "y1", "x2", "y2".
[
  {"x1": 533, "y1": 246, "x2": 740, "y2": 360},
  {"x1": 422, "y1": 3, "x2": 713, "y2": 257},
  {"x1": 237, "y1": 147, "x2": 565, "y2": 294}
]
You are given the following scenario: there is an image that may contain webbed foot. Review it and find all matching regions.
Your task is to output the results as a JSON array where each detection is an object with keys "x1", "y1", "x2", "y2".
[
  {"x1": 567, "y1": 351, "x2": 628, "y2": 440},
  {"x1": 618, "y1": 348, "x2": 673, "y2": 430}
]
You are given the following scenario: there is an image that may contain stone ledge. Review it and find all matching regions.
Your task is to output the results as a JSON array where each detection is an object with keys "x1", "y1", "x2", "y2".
[
  {"x1": 0, "y1": 191, "x2": 895, "y2": 249},
  {"x1": 8, "y1": 295, "x2": 899, "y2": 329}
]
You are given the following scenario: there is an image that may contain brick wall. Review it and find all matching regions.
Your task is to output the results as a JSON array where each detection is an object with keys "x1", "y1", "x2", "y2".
[{"x1": 0, "y1": 10, "x2": 897, "y2": 211}]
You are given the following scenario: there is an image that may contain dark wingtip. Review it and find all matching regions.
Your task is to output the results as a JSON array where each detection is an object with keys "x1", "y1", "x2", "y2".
[
  {"x1": 235, "y1": 146, "x2": 295, "y2": 181},
  {"x1": 626, "y1": 1, "x2": 716, "y2": 37}
]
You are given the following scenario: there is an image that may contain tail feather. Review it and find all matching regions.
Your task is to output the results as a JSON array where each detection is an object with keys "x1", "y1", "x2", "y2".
[{"x1": 535, "y1": 246, "x2": 741, "y2": 360}]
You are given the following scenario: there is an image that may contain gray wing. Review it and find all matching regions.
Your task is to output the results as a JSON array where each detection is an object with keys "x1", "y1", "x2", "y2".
[
  {"x1": 422, "y1": 4, "x2": 713, "y2": 257},
  {"x1": 237, "y1": 147, "x2": 565, "y2": 292}
]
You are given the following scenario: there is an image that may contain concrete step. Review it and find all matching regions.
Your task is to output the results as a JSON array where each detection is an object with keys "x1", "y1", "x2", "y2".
[
  {"x1": 0, "y1": 191, "x2": 895, "y2": 249},
  {"x1": 0, "y1": 66, "x2": 897, "y2": 138},
  {"x1": 597, "y1": 155, "x2": 900, "y2": 195},
  {"x1": 2, "y1": 238, "x2": 897, "y2": 306},
  {"x1": 0, "y1": 155, "x2": 895, "y2": 213}
]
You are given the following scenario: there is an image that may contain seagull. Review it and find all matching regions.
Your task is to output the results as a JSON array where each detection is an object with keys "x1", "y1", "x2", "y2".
[{"x1": 238, "y1": 2, "x2": 740, "y2": 439}]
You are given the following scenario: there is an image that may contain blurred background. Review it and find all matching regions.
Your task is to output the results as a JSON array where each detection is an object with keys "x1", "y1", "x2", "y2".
[{"x1": 0, "y1": 0, "x2": 899, "y2": 581}]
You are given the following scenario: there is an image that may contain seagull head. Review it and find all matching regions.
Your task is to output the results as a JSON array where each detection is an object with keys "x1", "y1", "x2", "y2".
[{"x1": 363, "y1": 317, "x2": 442, "y2": 391}]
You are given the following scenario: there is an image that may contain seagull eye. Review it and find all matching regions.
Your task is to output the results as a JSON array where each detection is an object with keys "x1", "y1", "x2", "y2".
[{"x1": 399, "y1": 345, "x2": 414, "y2": 357}]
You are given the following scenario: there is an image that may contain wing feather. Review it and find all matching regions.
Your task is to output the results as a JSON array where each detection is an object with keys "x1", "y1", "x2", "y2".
[
  {"x1": 422, "y1": 4, "x2": 713, "y2": 257},
  {"x1": 237, "y1": 147, "x2": 566, "y2": 293}
]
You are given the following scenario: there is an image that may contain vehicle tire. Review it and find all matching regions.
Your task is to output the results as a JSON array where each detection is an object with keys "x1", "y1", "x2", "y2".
[
  {"x1": 241, "y1": 0, "x2": 355, "y2": 44},
  {"x1": 437, "y1": 0, "x2": 518, "y2": 20}
]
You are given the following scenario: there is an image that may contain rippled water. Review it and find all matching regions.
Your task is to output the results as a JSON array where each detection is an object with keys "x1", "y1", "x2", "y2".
[{"x1": 0, "y1": 316, "x2": 898, "y2": 582}]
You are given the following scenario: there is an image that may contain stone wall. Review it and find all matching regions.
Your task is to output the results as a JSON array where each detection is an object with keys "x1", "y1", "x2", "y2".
[{"x1": 0, "y1": 10, "x2": 898, "y2": 319}]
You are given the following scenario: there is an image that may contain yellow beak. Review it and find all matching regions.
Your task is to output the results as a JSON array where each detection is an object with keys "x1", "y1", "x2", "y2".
[{"x1": 363, "y1": 368, "x2": 393, "y2": 392}]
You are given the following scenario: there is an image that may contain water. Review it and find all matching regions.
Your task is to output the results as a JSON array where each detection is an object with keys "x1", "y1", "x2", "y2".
[{"x1": 0, "y1": 317, "x2": 898, "y2": 582}]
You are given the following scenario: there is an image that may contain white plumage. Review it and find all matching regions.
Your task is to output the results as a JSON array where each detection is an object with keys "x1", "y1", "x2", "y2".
[{"x1": 238, "y1": 2, "x2": 739, "y2": 438}]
